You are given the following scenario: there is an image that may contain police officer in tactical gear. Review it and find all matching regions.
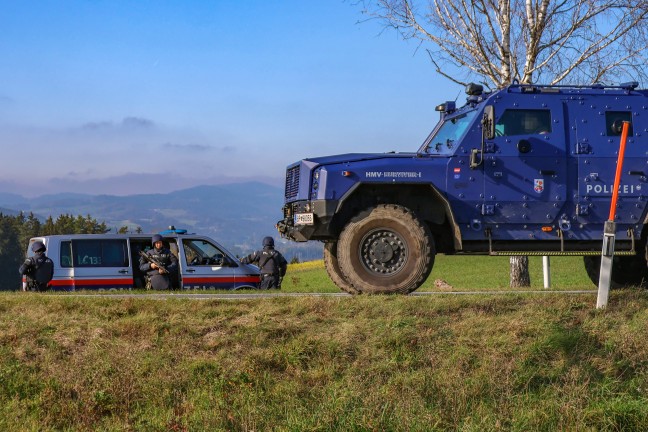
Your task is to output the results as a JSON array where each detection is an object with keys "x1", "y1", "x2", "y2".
[
  {"x1": 139, "y1": 234, "x2": 178, "y2": 290},
  {"x1": 240, "y1": 236, "x2": 288, "y2": 289},
  {"x1": 19, "y1": 241, "x2": 54, "y2": 292}
]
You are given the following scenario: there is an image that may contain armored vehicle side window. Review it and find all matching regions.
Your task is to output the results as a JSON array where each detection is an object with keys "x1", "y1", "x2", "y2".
[
  {"x1": 183, "y1": 239, "x2": 226, "y2": 266},
  {"x1": 495, "y1": 109, "x2": 551, "y2": 136},
  {"x1": 605, "y1": 111, "x2": 633, "y2": 136},
  {"x1": 71, "y1": 239, "x2": 129, "y2": 267},
  {"x1": 61, "y1": 241, "x2": 72, "y2": 268}
]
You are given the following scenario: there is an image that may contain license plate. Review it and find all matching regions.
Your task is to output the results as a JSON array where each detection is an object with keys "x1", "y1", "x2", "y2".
[{"x1": 294, "y1": 213, "x2": 314, "y2": 225}]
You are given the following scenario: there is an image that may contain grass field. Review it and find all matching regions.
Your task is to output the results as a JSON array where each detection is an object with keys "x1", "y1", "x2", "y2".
[
  {"x1": 3, "y1": 255, "x2": 646, "y2": 431},
  {"x1": 282, "y1": 255, "x2": 596, "y2": 293}
]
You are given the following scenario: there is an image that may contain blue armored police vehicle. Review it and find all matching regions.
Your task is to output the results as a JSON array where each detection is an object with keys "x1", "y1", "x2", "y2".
[{"x1": 277, "y1": 82, "x2": 648, "y2": 294}]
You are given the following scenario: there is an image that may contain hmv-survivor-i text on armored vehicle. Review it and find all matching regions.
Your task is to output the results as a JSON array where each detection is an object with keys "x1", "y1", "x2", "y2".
[{"x1": 277, "y1": 82, "x2": 648, "y2": 294}]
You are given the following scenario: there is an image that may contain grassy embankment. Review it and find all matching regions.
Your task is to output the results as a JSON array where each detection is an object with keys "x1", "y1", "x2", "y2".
[{"x1": 3, "y1": 256, "x2": 647, "y2": 431}]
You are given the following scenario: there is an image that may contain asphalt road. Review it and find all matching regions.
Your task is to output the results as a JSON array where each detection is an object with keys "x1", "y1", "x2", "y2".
[{"x1": 64, "y1": 290, "x2": 599, "y2": 300}]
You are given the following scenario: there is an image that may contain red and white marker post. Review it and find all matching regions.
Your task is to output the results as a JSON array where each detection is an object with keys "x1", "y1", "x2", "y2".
[{"x1": 597, "y1": 121, "x2": 631, "y2": 309}]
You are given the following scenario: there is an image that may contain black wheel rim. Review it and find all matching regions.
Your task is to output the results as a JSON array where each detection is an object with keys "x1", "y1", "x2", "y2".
[{"x1": 359, "y1": 228, "x2": 407, "y2": 276}]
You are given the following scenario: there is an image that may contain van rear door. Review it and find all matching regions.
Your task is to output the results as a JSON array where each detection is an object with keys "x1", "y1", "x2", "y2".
[{"x1": 68, "y1": 239, "x2": 133, "y2": 290}]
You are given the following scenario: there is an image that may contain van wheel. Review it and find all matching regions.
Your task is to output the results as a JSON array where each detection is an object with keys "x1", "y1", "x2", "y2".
[
  {"x1": 583, "y1": 254, "x2": 648, "y2": 288},
  {"x1": 323, "y1": 242, "x2": 358, "y2": 294},
  {"x1": 337, "y1": 205, "x2": 434, "y2": 294}
]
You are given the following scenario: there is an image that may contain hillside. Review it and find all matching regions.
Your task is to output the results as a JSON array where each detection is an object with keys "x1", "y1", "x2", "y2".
[
  {"x1": 0, "y1": 182, "x2": 322, "y2": 260},
  {"x1": 1, "y1": 290, "x2": 647, "y2": 430}
]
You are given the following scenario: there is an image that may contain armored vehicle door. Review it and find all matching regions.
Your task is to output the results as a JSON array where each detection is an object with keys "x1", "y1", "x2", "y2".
[
  {"x1": 567, "y1": 99, "x2": 643, "y2": 234},
  {"x1": 481, "y1": 98, "x2": 569, "y2": 230}
]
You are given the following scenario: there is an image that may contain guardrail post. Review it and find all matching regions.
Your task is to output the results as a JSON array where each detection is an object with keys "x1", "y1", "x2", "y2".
[{"x1": 542, "y1": 256, "x2": 550, "y2": 289}]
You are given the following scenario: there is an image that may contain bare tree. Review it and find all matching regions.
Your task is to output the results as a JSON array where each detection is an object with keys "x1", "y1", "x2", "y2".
[{"x1": 362, "y1": 0, "x2": 648, "y2": 89}]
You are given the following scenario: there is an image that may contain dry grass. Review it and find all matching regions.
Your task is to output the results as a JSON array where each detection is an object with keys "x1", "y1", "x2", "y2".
[{"x1": 2, "y1": 290, "x2": 648, "y2": 431}]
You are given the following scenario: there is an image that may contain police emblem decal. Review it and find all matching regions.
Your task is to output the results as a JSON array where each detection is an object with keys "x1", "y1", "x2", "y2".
[{"x1": 534, "y1": 179, "x2": 544, "y2": 193}]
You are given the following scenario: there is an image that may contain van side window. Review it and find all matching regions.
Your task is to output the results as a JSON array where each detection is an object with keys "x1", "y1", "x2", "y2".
[
  {"x1": 72, "y1": 239, "x2": 129, "y2": 267},
  {"x1": 495, "y1": 109, "x2": 552, "y2": 136},
  {"x1": 183, "y1": 239, "x2": 226, "y2": 266},
  {"x1": 605, "y1": 111, "x2": 633, "y2": 136},
  {"x1": 61, "y1": 241, "x2": 72, "y2": 268}
]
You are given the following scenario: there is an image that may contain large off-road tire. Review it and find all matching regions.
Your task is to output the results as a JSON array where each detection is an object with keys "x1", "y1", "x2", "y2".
[
  {"x1": 337, "y1": 204, "x2": 435, "y2": 294},
  {"x1": 583, "y1": 254, "x2": 648, "y2": 289},
  {"x1": 323, "y1": 242, "x2": 359, "y2": 295}
]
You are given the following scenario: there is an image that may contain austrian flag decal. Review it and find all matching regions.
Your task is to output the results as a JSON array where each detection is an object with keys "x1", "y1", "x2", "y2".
[{"x1": 534, "y1": 178, "x2": 544, "y2": 193}]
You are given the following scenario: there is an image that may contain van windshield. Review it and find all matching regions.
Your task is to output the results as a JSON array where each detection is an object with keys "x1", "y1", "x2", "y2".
[{"x1": 420, "y1": 110, "x2": 477, "y2": 155}]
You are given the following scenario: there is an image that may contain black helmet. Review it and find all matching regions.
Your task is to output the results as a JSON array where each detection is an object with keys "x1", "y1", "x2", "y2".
[
  {"x1": 262, "y1": 236, "x2": 274, "y2": 247},
  {"x1": 31, "y1": 241, "x2": 46, "y2": 253},
  {"x1": 152, "y1": 234, "x2": 164, "y2": 246}
]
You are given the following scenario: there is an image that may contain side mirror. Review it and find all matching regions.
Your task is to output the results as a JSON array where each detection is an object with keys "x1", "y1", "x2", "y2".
[
  {"x1": 482, "y1": 105, "x2": 495, "y2": 140},
  {"x1": 224, "y1": 255, "x2": 238, "y2": 267}
]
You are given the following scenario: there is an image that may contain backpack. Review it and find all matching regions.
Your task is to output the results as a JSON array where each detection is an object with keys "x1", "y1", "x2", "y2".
[
  {"x1": 259, "y1": 250, "x2": 287, "y2": 277},
  {"x1": 31, "y1": 256, "x2": 54, "y2": 285}
]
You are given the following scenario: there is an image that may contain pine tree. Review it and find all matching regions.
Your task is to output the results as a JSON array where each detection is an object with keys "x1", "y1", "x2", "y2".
[{"x1": 0, "y1": 215, "x2": 23, "y2": 290}]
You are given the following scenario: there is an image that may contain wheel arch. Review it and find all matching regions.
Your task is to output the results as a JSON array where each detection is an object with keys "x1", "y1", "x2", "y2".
[{"x1": 332, "y1": 183, "x2": 462, "y2": 253}]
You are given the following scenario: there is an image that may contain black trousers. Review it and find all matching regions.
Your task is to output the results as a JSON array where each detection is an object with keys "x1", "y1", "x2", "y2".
[
  {"x1": 260, "y1": 274, "x2": 281, "y2": 289},
  {"x1": 27, "y1": 281, "x2": 49, "y2": 292},
  {"x1": 149, "y1": 274, "x2": 172, "y2": 290}
]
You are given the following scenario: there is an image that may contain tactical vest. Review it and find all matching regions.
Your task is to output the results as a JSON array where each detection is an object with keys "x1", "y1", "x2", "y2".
[{"x1": 150, "y1": 250, "x2": 173, "y2": 266}]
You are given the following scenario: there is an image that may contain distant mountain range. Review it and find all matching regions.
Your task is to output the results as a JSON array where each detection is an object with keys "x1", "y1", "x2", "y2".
[{"x1": 0, "y1": 182, "x2": 323, "y2": 261}]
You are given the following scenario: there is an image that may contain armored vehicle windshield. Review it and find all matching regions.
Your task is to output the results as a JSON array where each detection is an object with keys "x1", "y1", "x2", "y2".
[{"x1": 420, "y1": 109, "x2": 478, "y2": 155}]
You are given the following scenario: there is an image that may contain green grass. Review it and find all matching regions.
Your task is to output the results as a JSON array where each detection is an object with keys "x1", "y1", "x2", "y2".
[
  {"x1": 281, "y1": 255, "x2": 595, "y2": 293},
  {"x1": 0, "y1": 255, "x2": 629, "y2": 431},
  {"x1": 32, "y1": 254, "x2": 595, "y2": 296},
  {"x1": 419, "y1": 254, "x2": 594, "y2": 291},
  {"x1": 1, "y1": 291, "x2": 648, "y2": 431}
]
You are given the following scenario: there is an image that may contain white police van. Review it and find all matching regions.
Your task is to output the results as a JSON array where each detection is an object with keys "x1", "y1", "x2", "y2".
[{"x1": 22, "y1": 229, "x2": 261, "y2": 291}]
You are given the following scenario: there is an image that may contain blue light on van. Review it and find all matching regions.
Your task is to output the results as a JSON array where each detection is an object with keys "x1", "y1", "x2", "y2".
[{"x1": 159, "y1": 226, "x2": 188, "y2": 235}]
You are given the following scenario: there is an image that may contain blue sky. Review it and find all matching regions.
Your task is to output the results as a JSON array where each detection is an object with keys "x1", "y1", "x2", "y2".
[{"x1": 0, "y1": 0, "x2": 460, "y2": 197}]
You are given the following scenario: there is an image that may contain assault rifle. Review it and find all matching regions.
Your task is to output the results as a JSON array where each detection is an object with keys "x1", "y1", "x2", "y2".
[{"x1": 139, "y1": 250, "x2": 169, "y2": 274}]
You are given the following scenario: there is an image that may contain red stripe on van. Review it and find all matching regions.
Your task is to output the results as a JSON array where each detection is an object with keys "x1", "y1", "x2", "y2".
[
  {"x1": 184, "y1": 276, "x2": 260, "y2": 284},
  {"x1": 238, "y1": 276, "x2": 262, "y2": 283},
  {"x1": 50, "y1": 279, "x2": 132, "y2": 286},
  {"x1": 183, "y1": 277, "x2": 236, "y2": 284},
  {"x1": 76, "y1": 279, "x2": 132, "y2": 286}
]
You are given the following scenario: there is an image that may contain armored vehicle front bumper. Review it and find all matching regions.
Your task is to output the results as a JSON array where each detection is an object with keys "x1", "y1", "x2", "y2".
[{"x1": 277, "y1": 199, "x2": 338, "y2": 242}]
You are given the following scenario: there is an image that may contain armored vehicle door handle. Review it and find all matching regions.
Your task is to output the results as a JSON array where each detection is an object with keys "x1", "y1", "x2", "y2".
[
  {"x1": 539, "y1": 170, "x2": 555, "y2": 175},
  {"x1": 118, "y1": 269, "x2": 128, "y2": 274},
  {"x1": 187, "y1": 268, "x2": 196, "y2": 273}
]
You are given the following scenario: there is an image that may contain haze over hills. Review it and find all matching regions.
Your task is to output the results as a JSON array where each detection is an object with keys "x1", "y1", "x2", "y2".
[{"x1": 0, "y1": 182, "x2": 322, "y2": 261}]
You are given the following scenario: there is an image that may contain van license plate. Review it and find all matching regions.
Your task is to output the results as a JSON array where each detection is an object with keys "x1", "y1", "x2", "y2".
[{"x1": 294, "y1": 213, "x2": 314, "y2": 225}]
